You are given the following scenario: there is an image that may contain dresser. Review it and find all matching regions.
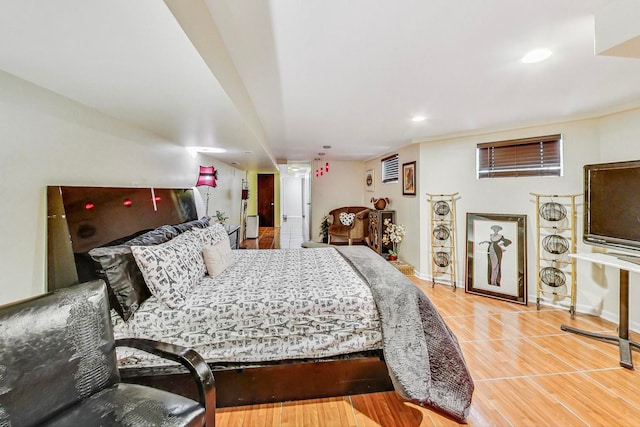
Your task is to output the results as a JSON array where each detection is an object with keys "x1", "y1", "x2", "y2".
[{"x1": 368, "y1": 210, "x2": 395, "y2": 255}]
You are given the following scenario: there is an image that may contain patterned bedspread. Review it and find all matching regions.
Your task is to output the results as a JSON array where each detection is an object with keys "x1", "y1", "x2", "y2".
[
  {"x1": 114, "y1": 245, "x2": 473, "y2": 421},
  {"x1": 113, "y1": 248, "x2": 382, "y2": 368}
]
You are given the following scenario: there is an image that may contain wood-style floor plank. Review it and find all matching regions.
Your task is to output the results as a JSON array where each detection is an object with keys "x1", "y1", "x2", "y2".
[
  {"x1": 231, "y1": 223, "x2": 640, "y2": 426},
  {"x1": 216, "y1": 402, "x2": 281, "y2": 427},
  {"x1": 475, "y1": 377, "x2": 587, "y2": 426},
  {"x1": 585, "y1": 367, "x2": 640, "y2": 408},
  {"x1": 529, "y1": 334, "x2": 621, "y2": 370},
  {"x1": 280, "y1": 397, "x2": 356, "y2": 427},
  {"x1": 532, "y1": 372, "x2": 640, "y2": 426},
  {"x1": 350, "y1": 392, "x2": 423, "y2": 427}
]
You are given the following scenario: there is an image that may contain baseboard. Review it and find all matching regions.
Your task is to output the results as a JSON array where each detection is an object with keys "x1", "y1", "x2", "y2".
[
  {"x1": 414, "y1": 269, "x2": 461, "y2": 289},
  {"x1": 416, "y1": 270, "x2": 640, "y2": 334}
]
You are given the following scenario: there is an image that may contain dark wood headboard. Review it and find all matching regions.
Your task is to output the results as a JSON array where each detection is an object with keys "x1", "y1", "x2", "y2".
[{"x1": 47, "y1": 186, "x2": 198, "y2": 292}]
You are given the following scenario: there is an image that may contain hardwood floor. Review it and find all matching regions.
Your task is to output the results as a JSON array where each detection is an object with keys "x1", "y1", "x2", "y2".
[
  {"x1": 233, "y1": 222, "x2": 640, "y2": 426},
  {"x1": 241, "y1": 216, "x2": 309, "y2": 250}
]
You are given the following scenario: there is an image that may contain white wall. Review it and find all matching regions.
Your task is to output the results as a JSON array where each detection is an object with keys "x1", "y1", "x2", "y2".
[
  {"x1": 587, "y1": 108, "x2": 640, "y2": 329},
  {"x1": 415, "y1": 109, "x2": 640, "y2": 331},
  {"x1": 310, "y1": 160, "x2": 366, "y2": 242},
  {"x1": 364, "y1": 144, "x2": 421, "y2": 269},
  {"x1": 0, "y1": 71, "x2": 243, "y2": 304},
  {"x1": 196, "y1": 159, "x2": 245, "y2": 225}
]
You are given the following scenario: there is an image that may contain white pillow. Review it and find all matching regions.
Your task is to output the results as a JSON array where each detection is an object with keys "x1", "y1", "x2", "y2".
[
  {"x1": 191, "y1": 223, "x2": 230, "y2": 247},
  {"x1": 339, "y1": 212, "x2": 356, "y2": 226},
  {"x1": 202, "y1": 240, "x2": 233, "y2": 278},
  {"x1": 131, "y1": 231, "x2": 205, "y2": 308}
]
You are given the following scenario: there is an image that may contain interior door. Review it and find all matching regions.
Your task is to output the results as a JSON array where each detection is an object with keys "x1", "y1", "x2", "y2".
[{"x1": 257, "y1": 174, "x2": 275, "y2": 227}]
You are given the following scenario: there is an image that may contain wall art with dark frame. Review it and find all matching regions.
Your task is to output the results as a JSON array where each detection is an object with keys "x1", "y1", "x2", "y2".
[
  {"x1": 465, "y1": 212, "x2": 527, "y2": 304},
  {"x1": 402, "y1": 161, "x2": 416, "y2": 196},
  {"x1": 365, "y1": 168, "x2": 375, "y2": 192}
]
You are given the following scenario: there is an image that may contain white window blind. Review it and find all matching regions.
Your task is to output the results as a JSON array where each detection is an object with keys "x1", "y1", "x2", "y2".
[
  {"x1": 477, "y1": 134, "x2": 562, "y2": 178},
  {"x1": 381, "y1": 154, "x2": 399, "y2": 183}
]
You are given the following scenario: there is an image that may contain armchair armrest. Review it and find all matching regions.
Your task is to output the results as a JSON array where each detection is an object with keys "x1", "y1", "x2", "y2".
[
  {"x1": 327, "y1": 209, "x2": 340, "y2": 223},
  {"x1": 116, "y1": 338, "x2": 216, "y2": 427},
  {"x1": 355, "y1": 209, "x2": 369, "y2": 220}
]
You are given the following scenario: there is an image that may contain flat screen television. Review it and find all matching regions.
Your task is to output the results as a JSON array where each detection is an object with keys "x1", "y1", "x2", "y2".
[{"x1": 584, "y1": 159, "x2": 640, "y2": 262}]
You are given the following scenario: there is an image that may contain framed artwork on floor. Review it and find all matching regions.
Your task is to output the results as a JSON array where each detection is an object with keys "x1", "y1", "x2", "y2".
[
  {"x1": 402, "y1": 161, "x2": 416, "y2": 196},
  {"x1": 465, "y1": 213, "x2": 527, "y2": 304},
  {"x1": 365, "y1": 169, "x2": 375, "y2": 192}
]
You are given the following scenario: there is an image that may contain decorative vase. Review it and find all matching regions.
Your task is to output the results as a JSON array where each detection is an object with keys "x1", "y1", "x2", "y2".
[{"x1": 371, "y1": 197, "x2": 390, "y2": 210}]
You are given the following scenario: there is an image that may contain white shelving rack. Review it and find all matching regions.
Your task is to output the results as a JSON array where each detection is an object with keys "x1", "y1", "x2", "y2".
[
  {"x1": 531, "y1": 193, "x2": 580, "y2": 318},
  {"x1": 426, "y1": 193, "x2": 459, "y2": 291}
]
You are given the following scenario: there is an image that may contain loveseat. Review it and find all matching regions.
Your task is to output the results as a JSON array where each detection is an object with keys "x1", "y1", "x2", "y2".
[{"x1": 327, "y1": 206, "x2": 370, "y2": 245}]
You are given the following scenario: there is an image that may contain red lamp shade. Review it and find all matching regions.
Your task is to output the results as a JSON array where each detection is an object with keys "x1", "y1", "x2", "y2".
[{"x1": 196, "y1": 165, "x2": 218, "y2": 188}]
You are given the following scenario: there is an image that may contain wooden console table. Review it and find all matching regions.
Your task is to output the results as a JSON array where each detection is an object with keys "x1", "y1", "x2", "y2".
[
  {"x1": 368, "y1": 210, "x2": 394, "y2": 255},
  {"x1": 566, "y1": 253, "x2": 640, "y2": 369}
]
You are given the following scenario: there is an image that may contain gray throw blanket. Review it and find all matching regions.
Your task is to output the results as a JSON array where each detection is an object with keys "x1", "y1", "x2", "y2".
[{"x1": 337, "y1": 246, "x2": 474, "y2": 422}]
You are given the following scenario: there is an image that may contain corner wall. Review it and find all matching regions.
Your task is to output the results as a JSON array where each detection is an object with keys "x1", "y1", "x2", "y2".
[
  {"x1": 416, "y1": 108, "x2": 640, "y2": 331},
  {"x1": 0, "y1": 71, "x2": 244, "y2": 304},
  {"x1": 310, "y1": 161, "x2": 366, "y2": 242},
  {"x1": 364, "y1": 144, "x2": 421, "y2": 269}
]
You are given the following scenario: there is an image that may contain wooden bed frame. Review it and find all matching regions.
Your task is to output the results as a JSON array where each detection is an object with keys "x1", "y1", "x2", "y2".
[
  {"x1": 46, "y1": 185, "x2": 395, "y2": 406},
  {"x1": 120, "y1": 352, "x2": 393, "y2": 407}
]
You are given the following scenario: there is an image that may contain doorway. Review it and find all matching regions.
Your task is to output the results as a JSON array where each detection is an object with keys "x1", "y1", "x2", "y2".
[
  {"x1": 257, "y1": 174, "x2": 275, "y2": 227},
  {"x1": 279, "y1": 163, "x2": 311, "y2": 240}
]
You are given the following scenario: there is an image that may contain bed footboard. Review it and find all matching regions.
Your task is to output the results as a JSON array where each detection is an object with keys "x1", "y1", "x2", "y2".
[{"x1": 120, "y1": 352, "x2": 393, "y2": 407}]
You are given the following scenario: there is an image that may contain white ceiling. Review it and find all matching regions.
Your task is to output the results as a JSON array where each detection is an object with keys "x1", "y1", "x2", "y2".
[{"x1": 2, "y1": 0, "x2": 640, "y2": 171}]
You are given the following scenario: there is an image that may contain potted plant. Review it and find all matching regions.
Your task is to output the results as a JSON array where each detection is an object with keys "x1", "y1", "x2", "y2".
[
  {"x1": 215, "y1": 210, "x2": 229, "y2": 224},
  {"x1": 319, "y1": 214, "x2": 331, "y2": 243},
  {"x1": 382, "y1": 218, "x2": 406, "y2": 260}
]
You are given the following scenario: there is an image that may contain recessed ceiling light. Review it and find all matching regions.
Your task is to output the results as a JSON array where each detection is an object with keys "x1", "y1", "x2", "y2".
[
  {"x1": 186, "y1": 146, "x2": 226, "y2": 158},
  {"x1": 521, "y1": 48, "x2": 552, "y2": 64},
  {"x1": 186, "y1": 146, "x2": 226, "y2": 153},
  {"x1": 411, "y1": 116, "x2": 427, "y2": 122}
]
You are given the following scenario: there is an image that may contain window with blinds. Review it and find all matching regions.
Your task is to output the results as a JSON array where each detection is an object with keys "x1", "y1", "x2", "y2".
[
  {"x1": 477, "y1": 134, "x2": 562, "y2": 178},
  {"x1": 381, "y1": 154, "x2": 399, "y2": 183}
]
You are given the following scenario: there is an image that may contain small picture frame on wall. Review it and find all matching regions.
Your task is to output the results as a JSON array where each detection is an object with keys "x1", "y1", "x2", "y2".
[
  {"x1": 465, "y1": 213, "x2": 527, "y2": 305},
  {"x1": 365, "y1": 169, "x2": 375, "y2": 192},
  {"x1": 402, "y1": 161, "x2": 416, "y2": 196}
]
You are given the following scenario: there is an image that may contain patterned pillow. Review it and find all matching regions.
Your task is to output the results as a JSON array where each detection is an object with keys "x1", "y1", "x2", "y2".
[
  {"x1": 131, "y1": 231, "x2": 205, "y2": 308},
  {"x1": 191, "y1": 223, "x2": 230, "y2": 247},
  {"x1": 339, "y1": 212, "x2": 356, "y2": 226},
  {"x1": 172, "y1": 217, "x2": 210, "y2": 234},
  {"x1": 202, "y1": 240, "x2": 233, "y2": 278},
  {"x1": 88, "y1": 245, "x2": 149, "y2": 321},
  {"x1": 89, "y1": 224, "x2": 179, "y2": 321}
]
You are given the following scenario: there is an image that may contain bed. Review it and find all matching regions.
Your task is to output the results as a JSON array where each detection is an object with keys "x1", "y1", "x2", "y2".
[{"x1": 46, "y1": 186, "x2": 474, "y2": 422}]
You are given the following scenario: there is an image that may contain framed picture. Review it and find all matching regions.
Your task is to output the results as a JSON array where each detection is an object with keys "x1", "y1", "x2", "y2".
[
  {"x1": 465, "y1": 213, "x2": 527, "y2": 304},
  {"x1": 402, "y1": 161, "x2": 416, "y2": 196},
  {"x1": 365, "y1": 169, "x2": 375, "y2": 192}
]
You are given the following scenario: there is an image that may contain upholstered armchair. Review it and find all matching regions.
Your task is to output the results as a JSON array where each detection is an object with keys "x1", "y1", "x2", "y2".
[
  {"x1": 0, "y1": 280, "x2": 215, "y2": 427},
  {"x1": 327, "y1": 206, "x2": 370, "y2": 245}
]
